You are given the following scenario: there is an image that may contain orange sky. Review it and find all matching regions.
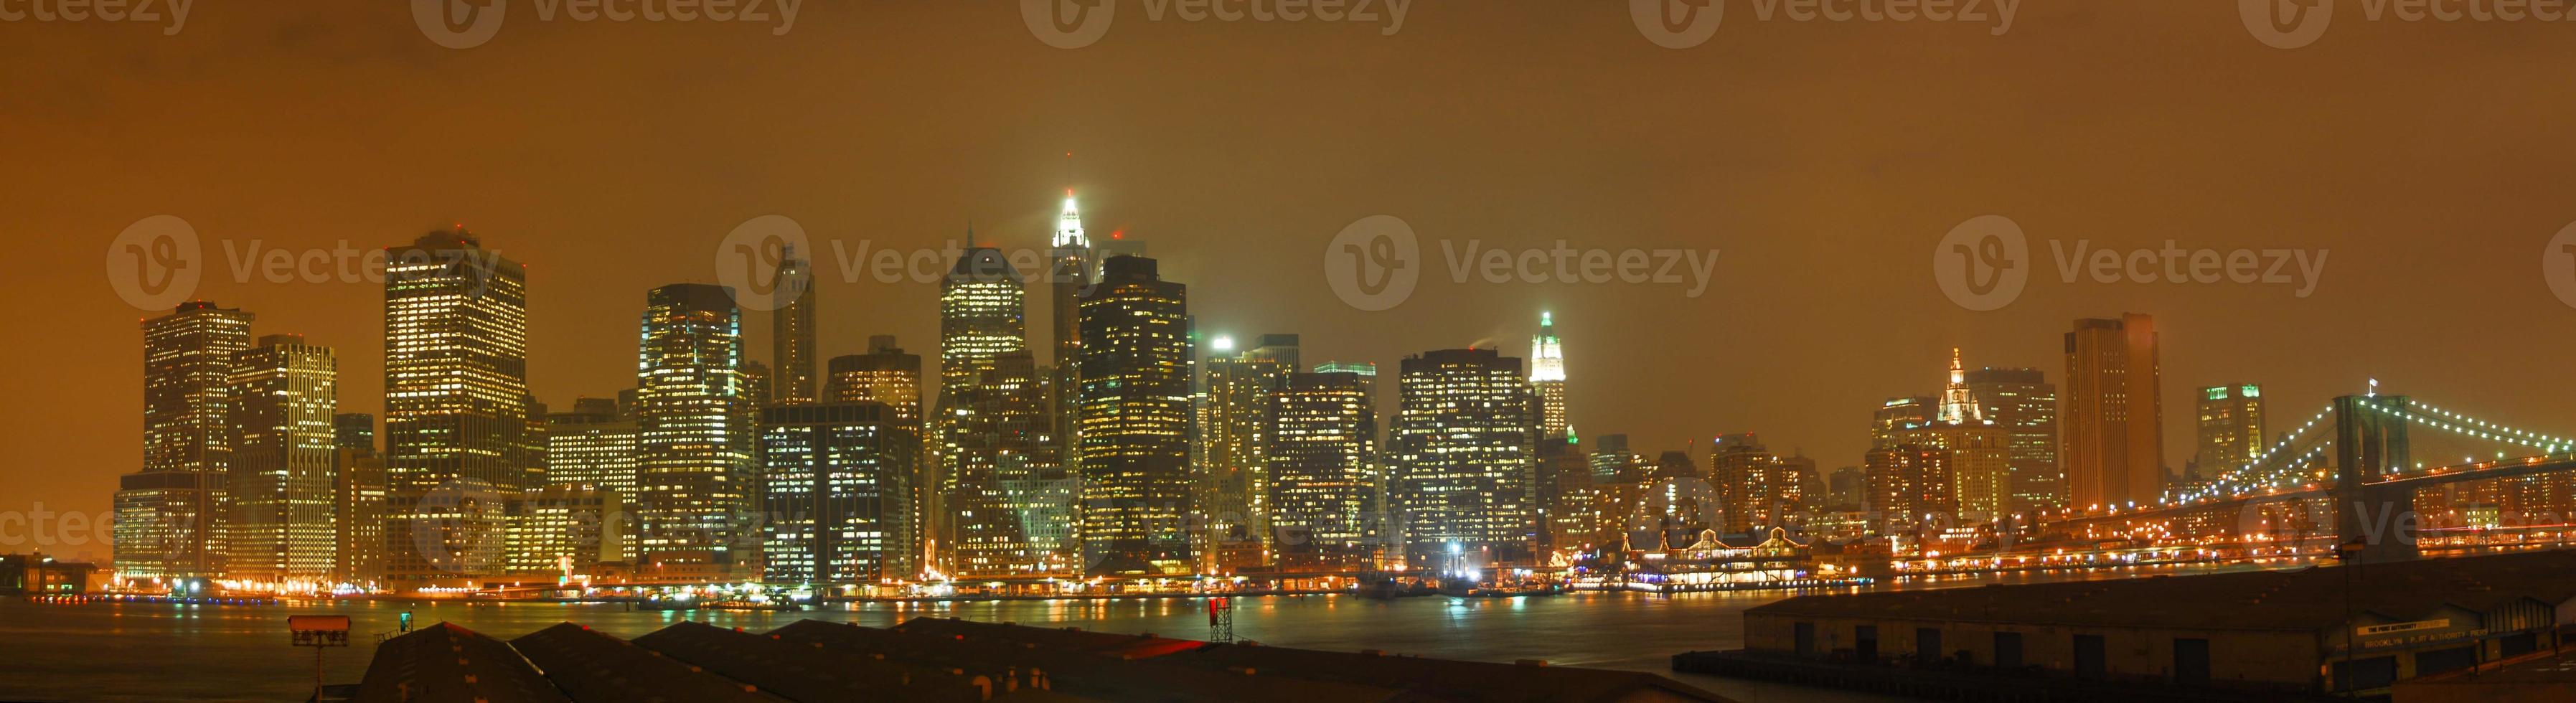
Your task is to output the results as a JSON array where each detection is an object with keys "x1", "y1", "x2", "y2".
[{"x1": 6, "y1": 2, "x2": 2575, "y2": 561}]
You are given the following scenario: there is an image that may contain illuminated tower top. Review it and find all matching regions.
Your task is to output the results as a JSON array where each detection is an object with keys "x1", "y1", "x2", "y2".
[
  {"x1": 1937, "y1": 347, "x2": 1985, "y2": 425},
  {"x1": 1053, "y1": 189, "x2": 1087, "y2": 249},
  {"x1": 1530, "y1": 311, "x2": 1566, "y2": 382}
]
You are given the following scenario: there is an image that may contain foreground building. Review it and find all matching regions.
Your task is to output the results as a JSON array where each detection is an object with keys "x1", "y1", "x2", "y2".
[
  {"x1": 1266, "y1": 369, "x2": 1383, "y2": 567},
  {"x1": 1388, "y1": 347, "x2": 1539, "y2": 567},
  {"x1": 634, "y1": 283, "x2": 756, "y2": 579},
  {"x1": 223, "y1": 334, "x2": 339, "y2": 585},
  {"x1": 1075, "y1": 255, "x2": 1195, "y2": 574},
  {"x1": 381, "y1": 230, "x2": 535, "y2": 587},
  {"x1": 114, "y1": 301, "x2": 253, "y2": 582},
  {"x1": 760, "y1": 402, "x2": 916, "y2": 584}
]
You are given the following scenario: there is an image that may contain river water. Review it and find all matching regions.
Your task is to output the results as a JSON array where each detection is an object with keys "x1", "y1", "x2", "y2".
[{"x1": 0, "y1": 565, "x2": 2256, "y2": 702}]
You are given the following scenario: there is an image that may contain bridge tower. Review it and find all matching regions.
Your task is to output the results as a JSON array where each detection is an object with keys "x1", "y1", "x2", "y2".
[{"x1": 2332, "y1": 395, "x2": 2417, "y2": 563}]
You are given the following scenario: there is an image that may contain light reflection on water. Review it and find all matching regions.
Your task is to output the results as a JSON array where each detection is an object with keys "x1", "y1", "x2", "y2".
[{"x1": 0, "y1": 562, "x2": 2259, "y2": 702}]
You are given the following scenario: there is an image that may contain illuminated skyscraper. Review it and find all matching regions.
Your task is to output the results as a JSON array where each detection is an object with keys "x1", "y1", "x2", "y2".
[
  {"x1": 1530, "y1": 311, "x2": 1570, "y2": 439},
  {"x1": 1905, "y1": 350, "x2": 2013, "y2": 519},
  {"x1": 634, "y1": 283, "x2": 756, "y2": 579},
  {"x1": 1076, "y1": 255, "x2": 1195, "y2": 575},
  {"x1": 934, "y1": 245, "x2": 1027, "y2": 570},
  {"x1": 1871, "y1": 396, "x2": 1936, "y2": 450},
  {"x1": 1201, "y1": 334, "x2": 1294, "y2": 570},
  {"x1": 334, "y1": 413, "x2": 375, "y2": 452},
  {"x1": 771, "y1": 245, "x2": 817, "y2": 404},
  {"x1": 1864, "y1": 445, "x2": 1955, "y2": 539},
  {"x1": 761, "y1": 402, "x2": 914, "y2": 583},
  {"x1": 826, "y1": 337, "x2": 926, "y2": 573},
  {"x1": 1965, "y1": 367, "x2": 2060, "y2": 511},
  {"x1": 380, "y1": 230, "x2": 533, "y2": 586},
  {"x1": 1707, "y1": 434, "x2": 1806, "y2": 533},
  {"x1": 332, "y1": 446, "x2": 386, "y2": 586},
  {"x1": 2196, "y1": 384, "x2": 2267, "y2": 480},
  {"x1": 742, "y1": 359, "x2": 773, "y2": 415},
  {"x1": 1049, "y1": 191, "x2": 1091, "y2": 476},
  {"x1": 115, "y1": 301, "x2": 253, "y2": 581},
  {"x1": 223, "y1": 334, "x2": 338, "y2": 585},
  {"x1": 2064, "y1": 314, "x2": 2164, "y2": 509},
  {"x1": 1266, "y1": 369, "x2": 1381, "y2": 567},
  {"x1": 1388, "y1": 347, "x2": 1539, "y2": 567}
]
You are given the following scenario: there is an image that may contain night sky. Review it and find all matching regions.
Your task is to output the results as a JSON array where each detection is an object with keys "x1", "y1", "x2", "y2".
[{"x1": 8, "y1": 2, "x2": 2575, "y2": 560}]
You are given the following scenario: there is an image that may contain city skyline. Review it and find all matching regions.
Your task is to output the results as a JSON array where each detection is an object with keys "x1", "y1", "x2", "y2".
[{"x1": 15, "y1": 2, "x2": 2576, "y2": 559}]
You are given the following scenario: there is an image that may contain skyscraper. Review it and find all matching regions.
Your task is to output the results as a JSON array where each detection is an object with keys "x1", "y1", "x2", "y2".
[
  {"x1": 1531, "y1": 311, "x2": 1570, "y2": 439},
  {"x1": 1200, "y1": 334, "x2": 1294, "y2": 571},
  {"x1": 1903, "y1": 350, "x2": 2013, "y2": 519},
  {"x1": 2064, "y1": 314, "x2": 2164, "y2": 509},
  {"x1": 1049, "y1": 191, "x2": 1091, "y2": 478},
  {"x1": 332, "y1": 446, "x2": 386, "y2": 586},
  {"x1": 115, "y1": 301, "x2": 253, "y2": 581},
  {"x1": 1388, "y1": 347, "x2": 1539, "y2": 567},
  {"x1": 1965, "y1": 367, "x2": 2059, "y2": 511},
  {"x1": 935, "y1": 244, "x2": 1027, "y2": 570},
  {"x1": 381, "y1": 229, "x2": 532, "y2": 586},
  {"x1": 1871, "y1": 397, "x2": 1936, "y2": 449},
  {"x1": 1864, "y1": 445, "x2": 1954, "y2": 539},
  {"x1": 1075, "y1": 255, "x2": 1195, "y2": 575},
  {"x1": 334, "y1": 413, "x2": 375, "y2": 452},
  {"x1": 1707, "y1": 434, "x2": 1805, "y2": 533},
  {"x1": 824, "y1": 339, "x2": 926, "y2": 573},
  {"x1": 544, "y1": 400, "x2": 639, "y2": 501},
  {"x1": 761, "y1": 402, "x2": 914, "y2": 584},
  {"x1": 634, "y1": 283, "x2": 756, "y2": 579},
  {"x1": 223, "y1": 334, "x2": 338, "y2": 585},
  {"x1": 946, "y1": 350, "x2": 1068, "y2": 577},
  {"x1": 1266, "y1": 369, "x2": 1382, "y2": 567},
  {"x1": 2196, "y1": 384, "x2": 2267, "y2": 480},
  {"x1": 1589, "y1": 433, "x2": 1642, "y2": 483},
  {"x1": 771, "y1": 245, "x2": 817, "y2": 405}
]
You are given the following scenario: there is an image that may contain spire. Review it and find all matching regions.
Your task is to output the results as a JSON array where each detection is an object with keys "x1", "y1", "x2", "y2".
[
  {"x1": 1937, "y1": 347, "x2": 1984, "y2": 425},
  {"x1": 1054, "y1": 188, "x2": 1088, "y2": 249},
  {"x1": 1530, "y1": 310, "x2": 1566, "y2": 382}
]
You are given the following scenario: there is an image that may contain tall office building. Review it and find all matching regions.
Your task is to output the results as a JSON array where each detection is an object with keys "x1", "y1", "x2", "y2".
[
  {"x1": 1075, "y1": 255, "x2": 1195, "y2": 575},
  {"x1": 1901, "y1": 350, "x2": 2014, "y2": 519},
  {"x1": 1201, "y1": 335, "x2": 1294, "y2": 570},
  {"x1": 380, "y1": 229, "x2": 532, "y2": 586},
  {"x1": 1965, "y1": 367, "x2": 2060, "y2": 511},
  {"x1": 824, "y1": 339, "x2": 926, "y2": 573},
  {"x1": 2196, "y1": 384, "x2": 2267, "y2": 479},
  {"x1": 761, "y1": 402, "x2": 915, "y2": 584},
  {"x1": 771, "y1": 245, "x2": 817, "y2": 405},
  {"x1": 934, "y1": 245, "x2": 1027, "y2": 570},
  {"x1": 946, "y1": 351, "x2": 1068, "y2": 576},
  {"x1": 544, "y1": 400, "x2": 640, "y2": 501},
  {"x1": 1589, "y1": 433, "x2": 1642, "y2": 483},
  {"x1": 223, "y1": 334, "x2": 338, "y2": 585},
  {"x1": 2064, "y1": 314, "x2": 2164, "y2": 509},
  {"x1": 1531, "y1": 311, "x2": 1571, "y2": 439},
  {"x1": 115, "y1": 301, "x2": 253, "y2": 581},
  {"x1": 634, "y1": 283, "x2": 756, "y2": 579},
  {"x1": 741, "y1": 360, "x2": 773, "y2": 415},
  {"x1": 1388, "y1": 347, "x2": 1540, "y2": 567},
  {"x1": 1266, "y1": 369, "x2": 1381, "y2": 567},
  {"x1": 1048, "y1": 192, "x2": 1091, "y2": 477},
  {"x1": 332, "y1": 446, "x2": 386, "y2": 585},
  {"x1": 1863, "y1": 445, "x2": 1955, "y2": 539}
]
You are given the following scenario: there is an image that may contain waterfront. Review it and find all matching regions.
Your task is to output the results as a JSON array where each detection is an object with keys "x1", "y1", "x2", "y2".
[{"x1": 0, "y1": 563, "x2": 2265, "y2": 702}]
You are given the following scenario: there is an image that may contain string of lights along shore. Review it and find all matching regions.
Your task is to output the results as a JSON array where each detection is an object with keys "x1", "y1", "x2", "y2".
[{"x1": 101, "y1": 184, "x2": 2576, "y2": 598}]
